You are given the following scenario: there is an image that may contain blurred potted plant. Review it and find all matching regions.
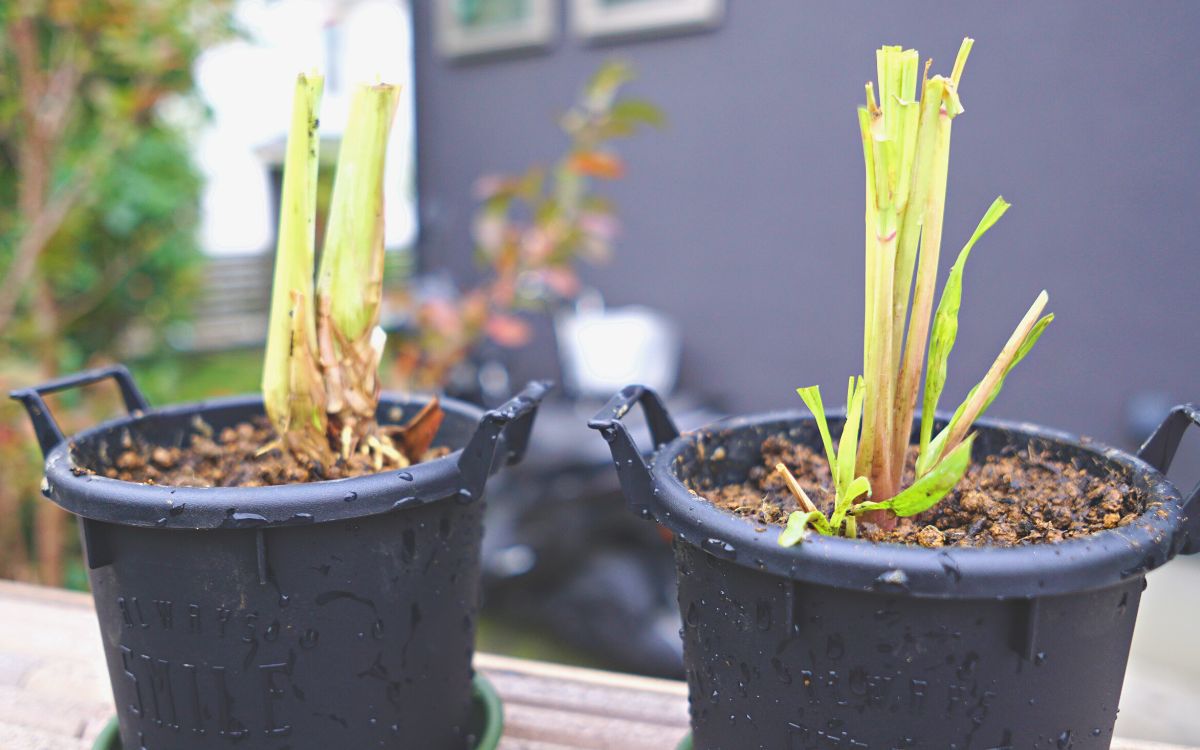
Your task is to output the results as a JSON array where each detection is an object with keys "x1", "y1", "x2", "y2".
[
  {"x1": 13, "y1": 73, "x2": 546, "y2": 750},
  {"x1": 393, "y1": 61, "x2": 662, "y2": 395},
  {"x1": 591, "y1": 39, "x2": 1199, "y2": 748}
]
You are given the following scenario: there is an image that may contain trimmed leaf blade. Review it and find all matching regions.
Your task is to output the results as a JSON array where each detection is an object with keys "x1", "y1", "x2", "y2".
[
  {"x1": 919, "y1": 196, "x2": 1011, "y2": 457},
  {"x1": 797, "y1": 385, "x2": 838, "y2": 479},
  {"x1": 856, "y1": 434, "x2": 976, "y2": 517},
  {"x1": 779, "y1": 510, "x2": 833, "y2": 548},
  {"x1": 921, "y1": 292, "x2": 1052, "y2": 473}
]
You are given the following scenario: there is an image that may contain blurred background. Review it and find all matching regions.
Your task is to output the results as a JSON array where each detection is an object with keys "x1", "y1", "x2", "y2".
[{"x1": 1, "y1": 1, "x2": 1198, "y2": 743}]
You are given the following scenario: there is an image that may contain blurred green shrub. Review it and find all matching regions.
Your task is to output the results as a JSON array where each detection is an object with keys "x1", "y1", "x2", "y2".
[{"x1": 0, "y1": 0, "x2": 236, "y2": 585}]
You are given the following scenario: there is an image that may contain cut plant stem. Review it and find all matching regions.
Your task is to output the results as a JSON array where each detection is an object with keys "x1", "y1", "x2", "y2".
[
  {"x1": 316, "y1": 81, "x2": 401, "y2": 456},
  {"x1": 940, "y1": 290, "x2": 1050, "y2": 454},
  {"x1": 262, "y1": 71, "x2": 327, "y2": 461},
  {"x1": 776, "y1": 463, "x2": 819, "y2": 514}
]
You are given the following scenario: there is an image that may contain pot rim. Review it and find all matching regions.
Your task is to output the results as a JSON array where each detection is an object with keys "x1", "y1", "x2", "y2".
[
  {"x1": 41, "y1": 392, "x2": 487, "y2": 530},
  {"x1": 650, "y1": 408, "x2": 1187, "y2": 600}
]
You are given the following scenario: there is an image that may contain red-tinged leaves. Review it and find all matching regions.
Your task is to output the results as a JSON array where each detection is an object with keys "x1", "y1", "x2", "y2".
[
  {"x1": 569, "y1": 151, "x2": 625, "y2": 179},
  {"x1": 486, "y1": 313, "x2": 533, "y2": 348}
]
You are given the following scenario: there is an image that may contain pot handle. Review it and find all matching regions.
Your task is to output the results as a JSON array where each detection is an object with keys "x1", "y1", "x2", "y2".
[
  {"x1": 9, "y1": 365, "x2": 150, "y2": 457},
  {"x1": 1137, "y1": 403, "x2": 1200, "y2": 555},
  {"x1": 588, "y1": 385, "x2": 680, "y2": 521},
  {"x1": 458, "y1": 380, "x2": 553, "y2": 497}
]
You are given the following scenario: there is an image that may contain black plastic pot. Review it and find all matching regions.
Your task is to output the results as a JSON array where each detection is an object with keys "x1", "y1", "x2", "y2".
[
  {"x1": 590, "y1": 385, "x2": 1200, "y2": 750},
  {"x1": 11, "y1": 365, "x2": 549, "y2": 750}
]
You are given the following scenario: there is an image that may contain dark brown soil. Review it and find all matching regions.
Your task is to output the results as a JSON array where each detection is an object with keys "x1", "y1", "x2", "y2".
[
  {"x1": 85, "y1": 417, "x2": 449, "y2": 487},
  {"x1": 694, "y1": 435, "x2": 1145, "y2": 547}
]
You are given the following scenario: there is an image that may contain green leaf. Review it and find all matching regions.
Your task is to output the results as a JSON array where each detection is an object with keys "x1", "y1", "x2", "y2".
[
  {"x1": 797, "y1": 385, "x2": 837, "y2": 479},
  {"x1": 844, "y1": 516, "x2": 858, "y2": 539},
  {"x1": 918, "y1": 305, "x2": 1053, "y2": 477},
  {"x1": 831, "y1": 474, "x2": 872, "y2": 530},
  {"x1": 610, "y1": 98, "x2": 666, "y2": 129},
  {"x1": 919, "y1": 196, "x2": 1011, "y2": 456},
  {"x1": 857, "y1": 434, "x2": 976, "y2": 517},
  {"x1": 779, "y1": 510, "x2": 833, "y2": 548},
  {"x1": 586, "y1": 60, "x2": 634, "y2": 110},
  {"x1": 836, "y1": 376, "x2": 865, "y2": 497}
]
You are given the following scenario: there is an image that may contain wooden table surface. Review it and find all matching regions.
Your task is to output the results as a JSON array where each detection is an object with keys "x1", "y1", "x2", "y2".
[{"x1": 0, "y1": 579, "x2": 1192, "y2": 750}]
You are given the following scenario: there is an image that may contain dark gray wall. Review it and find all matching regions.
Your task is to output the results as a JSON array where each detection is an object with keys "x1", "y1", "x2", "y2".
[{"x1": 412, "y1": 1, "x2": 1200, "y2": 448}]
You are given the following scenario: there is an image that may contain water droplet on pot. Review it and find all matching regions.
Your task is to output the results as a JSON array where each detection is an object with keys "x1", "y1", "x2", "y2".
[
  {"x1": 1034, "y1": 651, "x2": 1047, "y2": 666},
  {"x1": 1091, "y1": 728, "x2": 1102, "y2": 737},
  {"x1": 686, "y1": 602, "x2": 699, "y2": 627},
  {"x1": 225, "y1": 510, "x2": 268, "y2": 528},
  {"x1": 702, "y1": 538, "x2": 737, "y2": 559},
  {"x1": 1057, "y1": 729, "x2": 1073, "y2": 748},
  {"x1": 393, "y1": 496, "x2": 419, "y2": 510},
  {"x1": 278, "y1": 593, "x2": 291, "y2": 608},
  {"x1": 875, "y1": 569, "x2": 909, "y2": 589},
  {"x1": 398, "y1": 471, "x2": 413, "y2": 481},
  {"x1": 937, "y1": 551, "x2": 962, "y2": 582},
  {"x1": 456, "y1": 488, "x2": 473, "y2": 504},
  {"x1": 343, "y1": 491, "x2": 357, "y2": 502}
]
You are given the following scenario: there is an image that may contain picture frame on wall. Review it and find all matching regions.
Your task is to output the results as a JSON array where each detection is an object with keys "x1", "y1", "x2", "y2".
[
  {"x1": 435, "y1": 0, "x2": 557, "y2": 60},
  {"x1": 570, "y1": 0, "x2": 724, "y2": 42}
]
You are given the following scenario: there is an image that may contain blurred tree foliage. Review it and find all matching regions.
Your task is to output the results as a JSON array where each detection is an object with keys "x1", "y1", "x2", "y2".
[{"x1": 0, "y1": 0, "x2": 236, "y2": 585}]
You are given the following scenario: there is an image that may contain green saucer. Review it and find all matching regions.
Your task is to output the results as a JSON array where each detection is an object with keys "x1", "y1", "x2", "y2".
[{"x1": 93, "y1": 674, "x2": 504, "y2": 749}]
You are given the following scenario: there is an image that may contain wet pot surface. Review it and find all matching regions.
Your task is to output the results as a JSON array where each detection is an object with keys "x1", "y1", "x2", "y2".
[
  {"x1": 13, "y1": 369, "x2": 548, "y2": 750},
  {"x1": 676, "y1": 542, "x2": 1141, "y2": 749},
  {"x1": 71, "y1": 396, "x2": 492, "y2": 749},
  {"x1": 589, "y1": 388, "x2": 1197, "y2": 750},
  {"x1": 94, "y1": 500, "x2": 484, "y2": 749}
]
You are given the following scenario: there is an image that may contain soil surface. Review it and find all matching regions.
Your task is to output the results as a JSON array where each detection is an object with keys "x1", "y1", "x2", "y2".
[
  {"x1": 694, "y1": 435, "x2": 1145, "y2": 547},
  {"x1": 85, "y1": 417, "x2": 449, "y2": 487}
]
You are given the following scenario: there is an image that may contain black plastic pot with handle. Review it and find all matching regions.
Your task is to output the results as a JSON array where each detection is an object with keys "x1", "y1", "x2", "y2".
[
  {"x1": 11, "y1": 365, "x2": 550, "y2": 750},
  {"x1": 589, "y1": 385, "x2": 1199, "y2": 750}
]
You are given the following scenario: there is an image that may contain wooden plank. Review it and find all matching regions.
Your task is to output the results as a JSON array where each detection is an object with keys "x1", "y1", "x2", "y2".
[{"x1": 0, "y1": 581, "x2": 1194, "y2": 750}]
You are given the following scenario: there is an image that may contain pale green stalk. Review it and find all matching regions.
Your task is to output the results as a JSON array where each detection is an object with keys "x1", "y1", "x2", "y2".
[
  {"x1": 857, "y1": 104, "x2": 879, "y2": 475},
  {"x1": 318, "y1": 82, "x2": 400, "y2": 340},
  {"x1": 316, "y1": 82, "x2": 401, "y2": 428},
  {"x1": 890, "y1": 59, "x2": 968, "y2": 489},
  {"x1": 263, "y1": 71, "x2": 325, "y2": 450}
]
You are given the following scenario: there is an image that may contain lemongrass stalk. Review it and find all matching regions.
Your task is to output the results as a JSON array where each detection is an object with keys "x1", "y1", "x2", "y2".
[
  {"x1": 939, "y1": 290, "x2": 1050, "y2": 454},
  {"x1": 857, "y1": 102, "x2": 879, "y2": 475},
  {"x1": 316, "y1": 82, "x2": 401, "y2": 436},
  {"x1": 263, "y1": 71, "x2": 326, "y2": 451},
  {"x1": 889, "y1": 67, "x2": 968, "y2": 487}
]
